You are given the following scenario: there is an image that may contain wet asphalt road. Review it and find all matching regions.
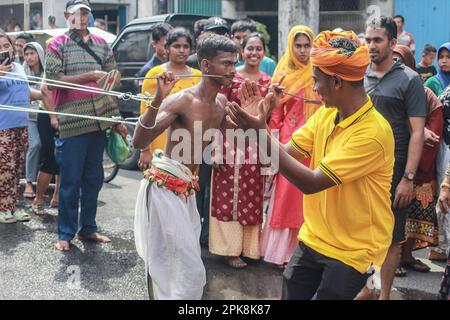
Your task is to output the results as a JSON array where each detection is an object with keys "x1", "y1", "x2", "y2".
[{"x1": 0, "y1": 169, "x2": 446, "y2": 300}]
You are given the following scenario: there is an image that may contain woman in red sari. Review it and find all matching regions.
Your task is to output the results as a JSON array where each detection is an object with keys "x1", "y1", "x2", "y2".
[
  {"x1": 209, "y1": 33, "x2": 271, "y2": 268},
  {"x1": 261, "y1": 25, "x2": 321, "y2": 268}
]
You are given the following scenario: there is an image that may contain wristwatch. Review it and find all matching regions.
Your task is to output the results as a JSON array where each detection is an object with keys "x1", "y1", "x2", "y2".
[{"x1": 403, "y1": 171, "x2": 415, "y2": 181}]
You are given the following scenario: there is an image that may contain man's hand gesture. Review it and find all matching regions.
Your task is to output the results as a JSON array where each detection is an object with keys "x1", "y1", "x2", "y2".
[
  {"x1": 226, "y1": 79, "x2": 282, "y2": 130},
  {"x1": 152, "y1": 71, "x2": 179, "y2": 105}
]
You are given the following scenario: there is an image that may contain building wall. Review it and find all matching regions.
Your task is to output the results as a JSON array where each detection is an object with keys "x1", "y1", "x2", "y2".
[
  {"x1": 0, "y1": 0, "x2": 52, "y2": 31},
  {"x1": 137, "y1": 0, "x2": 156, "y2": 18},
  {"x1": 319, "y1": 0, "x2": 394, "y2": 34},
  {"x1": 176, "y1": 0, "x2": 221, "y2": 15},
  {"x1": 91, "y1": 0, "x2": 137, "y2": 24},
  {"x1": 395, "y1": 0, "x2": 450, "y2": 62}
]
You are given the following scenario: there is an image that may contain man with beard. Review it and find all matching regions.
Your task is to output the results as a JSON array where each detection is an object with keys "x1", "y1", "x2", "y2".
[{"x1": 360, "y1": 16, "x2": 426, "y2": 300}]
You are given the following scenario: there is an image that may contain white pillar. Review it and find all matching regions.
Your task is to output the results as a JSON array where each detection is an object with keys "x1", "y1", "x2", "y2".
[
  {"x1": 278, "y1": 0, "x2": 319, "y2": 58},
  {"x1": 137, "y1": 0, "x2": 155, "y2": 18},
  {"x1": 222, "y1": 0, "x2": 237, "y2": 19}
]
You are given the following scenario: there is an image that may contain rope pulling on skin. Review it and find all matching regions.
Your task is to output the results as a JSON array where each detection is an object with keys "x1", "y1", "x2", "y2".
[
  {"x1": 0, "y1": 71, "x2": 322, "y2": 125},
  {"x1": 0, "y1": 70, "x2": 154, "y2": 105}
]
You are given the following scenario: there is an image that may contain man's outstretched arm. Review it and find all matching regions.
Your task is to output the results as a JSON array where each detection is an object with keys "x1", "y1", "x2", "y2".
[{"x1": 133, "y1": 71, "x2": 180, "y2": 149}]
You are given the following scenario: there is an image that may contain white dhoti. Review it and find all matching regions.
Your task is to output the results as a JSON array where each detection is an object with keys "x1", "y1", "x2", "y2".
[{"x1": 134, "y1": 151, "x2": 206, "y2": 300}]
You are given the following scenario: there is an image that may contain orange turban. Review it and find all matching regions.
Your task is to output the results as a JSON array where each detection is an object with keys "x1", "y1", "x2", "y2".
[{"x1": 310, "y1": 30, "x2": 370, "y2": 81}]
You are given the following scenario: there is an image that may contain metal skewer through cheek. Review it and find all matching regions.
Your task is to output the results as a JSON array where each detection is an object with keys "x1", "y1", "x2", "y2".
[
  {"x1": 121, "y1": 74, "x2": 224, "y2": 81},
  {"x1": 123, "y1": 73, "x2": 321, "y2": 105}
]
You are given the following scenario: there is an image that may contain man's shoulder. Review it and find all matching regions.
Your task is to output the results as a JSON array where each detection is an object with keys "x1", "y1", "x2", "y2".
[
  {"x1": 165, "y1": 87, "x2": 197, "y2": 106},
  {"x1": 402, "y1": 65, "x2": 420, "y2": 79},
  {"x1": 90, "y1": 33, "x2": 108, "y2": 45},
  {"x1": 47, "y1": 33, "x2": 70, "y2": 49},
  {"x1": 387, "y1": 63, "x2": 420, "y2": 85},
  {"x1": 370, "y1": 106, "x2": 394, "y2": 133},
  {"x1": 405, "y1": 31, "x2": 414, "y2": 38},
  {"x1": 305, "y1": 105, "x2": 332, "y2": 128},
  {"x1": 370, "y1": 108, "x2": 393, "y2": 132},
  {"x1": 357, "y1": 109, "x2": 394, "y2": 155}
]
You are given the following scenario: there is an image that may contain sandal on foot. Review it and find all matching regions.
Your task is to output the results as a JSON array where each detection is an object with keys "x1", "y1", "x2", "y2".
[
  {"x1": 0, "y1": 211, "x2": 17, "y2": 224},
  {"x1": 31, "y1": 203, "x2": 47, "y2": 216},
  {"x1": 402, "y1": 259, "x2": 431, "y2": 272},
  {"x1": 13, "y1": 209, "x2": 31, "y2": 222}
]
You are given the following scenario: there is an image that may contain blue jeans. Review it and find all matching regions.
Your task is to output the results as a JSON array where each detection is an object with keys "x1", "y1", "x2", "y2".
[{"x1": 55, "y1": 131, "x2": 105, "y2": 241}]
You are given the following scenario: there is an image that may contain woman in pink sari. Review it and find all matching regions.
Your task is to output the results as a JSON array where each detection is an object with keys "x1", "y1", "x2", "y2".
[{"x1": 261, "y1": 25, "x2": 321, "y2": 268}]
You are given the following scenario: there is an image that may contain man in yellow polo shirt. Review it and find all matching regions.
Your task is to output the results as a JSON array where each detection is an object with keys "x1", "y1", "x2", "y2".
[{"x1": 226, "y1": 30, "x2": 395, "y2": 299}]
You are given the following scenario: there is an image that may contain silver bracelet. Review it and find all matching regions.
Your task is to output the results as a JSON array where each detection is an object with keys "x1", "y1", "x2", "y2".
[{"x1": 137, "y1": 116, "x2": 156, "y2": 130}]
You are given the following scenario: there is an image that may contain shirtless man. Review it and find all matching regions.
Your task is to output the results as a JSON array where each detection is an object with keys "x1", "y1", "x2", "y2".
[{"x1": 133, "y1": 34, "x2": 238, "y2": 300}]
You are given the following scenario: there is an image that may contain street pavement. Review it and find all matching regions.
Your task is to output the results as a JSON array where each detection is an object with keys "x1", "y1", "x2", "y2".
[{"x1": 0, "y1": 169, "x2": 446, "y2": 300}]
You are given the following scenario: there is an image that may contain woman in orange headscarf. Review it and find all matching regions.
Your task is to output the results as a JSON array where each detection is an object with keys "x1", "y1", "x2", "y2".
[{"x1": 261, "y1": 25, "x2": 321, "y2": 268}]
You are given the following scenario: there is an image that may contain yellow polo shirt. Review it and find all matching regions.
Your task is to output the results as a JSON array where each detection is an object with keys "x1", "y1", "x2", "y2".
[{"x1": 290, "y1": 97, "x2": 395, "y2": 273}]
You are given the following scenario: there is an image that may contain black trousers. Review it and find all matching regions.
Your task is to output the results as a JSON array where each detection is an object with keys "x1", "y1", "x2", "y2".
[
  {"x1": 196, "y1": 163, "x2": 211, "y2": 245},
  {"x1": 37, "y1": 113, "x2": 59, "y2": 175},
  {"x1": 282, "y1": 243, "x2": 370, "y2": 300}
]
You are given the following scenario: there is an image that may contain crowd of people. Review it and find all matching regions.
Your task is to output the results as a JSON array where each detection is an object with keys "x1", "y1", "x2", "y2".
[{"x1": 0, "y1": 0, "x2": 449, "y2": 301}]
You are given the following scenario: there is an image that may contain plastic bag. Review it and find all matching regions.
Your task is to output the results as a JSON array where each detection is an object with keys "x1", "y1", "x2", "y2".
[{"x1": 105, "y1": 128, "x2": 130, "y2": 164}]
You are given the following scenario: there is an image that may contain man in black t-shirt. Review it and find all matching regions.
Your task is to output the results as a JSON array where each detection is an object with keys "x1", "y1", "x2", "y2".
[
  {"x1": 417, "y1": 44, "x2": 437, "y2": 83},
  {"x1": 363, "y1": 17, "x2": 426, "y2": 300}
]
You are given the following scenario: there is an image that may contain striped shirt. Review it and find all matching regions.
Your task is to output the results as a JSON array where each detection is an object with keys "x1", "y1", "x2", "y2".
[{"x1": 45, "y1": 30, "x2": 120, "y2": 139}]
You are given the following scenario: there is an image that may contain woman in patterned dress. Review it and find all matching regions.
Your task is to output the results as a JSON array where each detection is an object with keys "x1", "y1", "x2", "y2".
[{"x1": 209, "y1": 33, "x2": 271, "y2": 268}]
